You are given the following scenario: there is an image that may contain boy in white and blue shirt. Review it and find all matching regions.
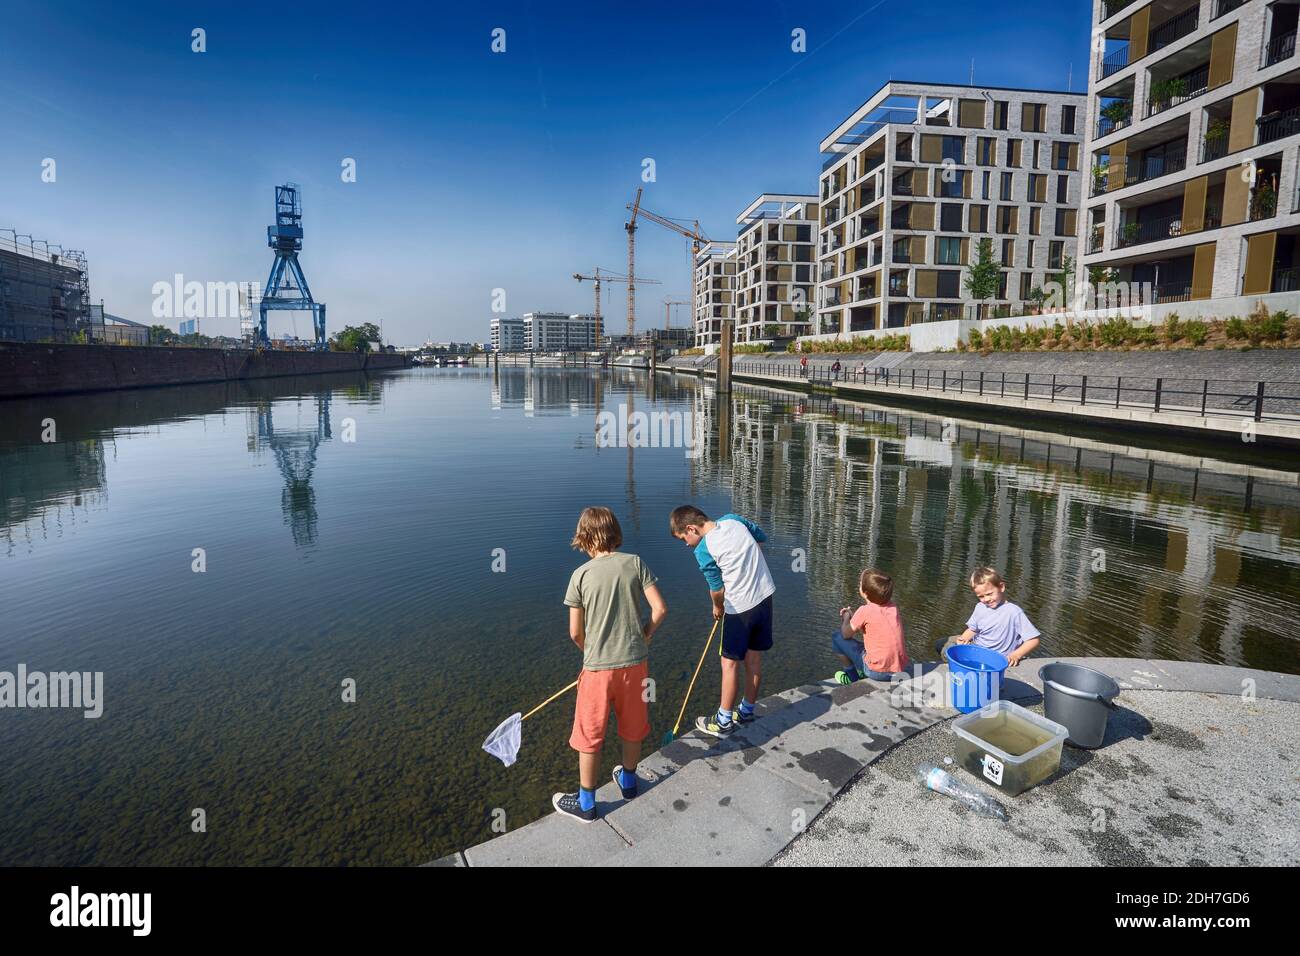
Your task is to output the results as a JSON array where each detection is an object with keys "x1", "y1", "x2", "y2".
[{"x1": 670, "y1": 505, "x2": 775, "y2": 737}]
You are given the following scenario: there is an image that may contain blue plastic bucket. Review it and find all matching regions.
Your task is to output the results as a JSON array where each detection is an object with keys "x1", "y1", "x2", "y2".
[{"x1": 945, "y1": 645, "x2": 1009, "y2": 713}]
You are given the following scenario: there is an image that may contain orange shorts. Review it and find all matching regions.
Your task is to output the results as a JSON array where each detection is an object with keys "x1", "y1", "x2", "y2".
[{"x1": 568, "y1": 662, "x2": 650, "y2": 753}]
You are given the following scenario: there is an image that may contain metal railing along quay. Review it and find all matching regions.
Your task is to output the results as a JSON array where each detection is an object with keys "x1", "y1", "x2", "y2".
[{"x1": 728, "y1": 361, "x2": 1300, "y2": 423}]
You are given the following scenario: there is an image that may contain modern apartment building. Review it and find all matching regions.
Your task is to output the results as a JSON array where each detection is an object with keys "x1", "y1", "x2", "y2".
[
  {"x1": 522, "y1": 312, "x2": 599, "y2": 351},
  {"x1": 733, "y1": 195, "x2": 819, "y2": 342},
  {"x1": 490, "y1": 316, "x2": 525, "y2": 352},
  {"x1": 1082, "y1": 0, "x2": 1299, "y2": 303},
  {"x1": 815, "y1": 81, "x2": 1086, "y2": 335},
  {"x1": 692, "y1": 241, "x2": 737, "y2": 346}
]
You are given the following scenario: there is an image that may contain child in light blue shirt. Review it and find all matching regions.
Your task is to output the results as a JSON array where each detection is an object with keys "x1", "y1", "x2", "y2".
[{"x1": 957, "y1": 566, "x2": 1040, "y2": 666}]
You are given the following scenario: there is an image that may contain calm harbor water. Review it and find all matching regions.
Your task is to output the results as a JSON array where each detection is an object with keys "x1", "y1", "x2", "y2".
[{"x1": 2, "y1": 366, "x2": 1298, "y2": 865}]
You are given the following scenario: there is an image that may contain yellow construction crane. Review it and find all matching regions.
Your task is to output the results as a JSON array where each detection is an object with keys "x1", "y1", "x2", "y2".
[
  {"x1": 573, "y1": 268, "x2": 661, "y2": 344},
  {"x1": 625, "y1": 187, "x2": 709, "y2": 341}
]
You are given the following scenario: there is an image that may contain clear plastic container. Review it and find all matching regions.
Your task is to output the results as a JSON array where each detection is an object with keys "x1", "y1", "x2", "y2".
[{"x1": 952, "y1": 700, "x2": 1067, "y2": 797}]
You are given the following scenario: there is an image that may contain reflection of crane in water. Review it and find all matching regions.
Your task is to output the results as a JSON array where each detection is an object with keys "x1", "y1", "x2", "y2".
[{"x1": 246, "y1": 394, "x2": 332, "y2": 548}]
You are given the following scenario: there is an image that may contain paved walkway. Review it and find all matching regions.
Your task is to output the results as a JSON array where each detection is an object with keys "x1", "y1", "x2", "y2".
[
  {"x1": 664, "y1": 362, "x2": 1300, "y2": 446},
  {"x1": 427, "y1": 657, "x2": 1300, "y2": 866},
  {"x1": 776, "y1": 689, "x2": 1300, "y2": 866}
]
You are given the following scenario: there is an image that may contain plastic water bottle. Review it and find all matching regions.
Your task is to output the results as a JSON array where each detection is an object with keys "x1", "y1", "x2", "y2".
[{"x1": 917, "y1": 762, "x2": 1010, "y2": 821}]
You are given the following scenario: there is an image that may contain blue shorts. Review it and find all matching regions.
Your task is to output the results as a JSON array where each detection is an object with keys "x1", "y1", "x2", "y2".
[{"x1": 720, "y1": 595, "x2": 774, "y2": 661}]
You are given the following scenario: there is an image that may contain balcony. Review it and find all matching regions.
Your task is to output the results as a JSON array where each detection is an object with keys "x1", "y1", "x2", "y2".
[
  {"x1": 1100, "y1": 44, "x2": 1130, "y2": 79},
  {"x1": 887, "y1": 278, "x2": 908, "y2": 296},
  {"x1": 1146, "y1": 65, "x2": 1209, "y2": 118},
  {"x1": 1122, "y1": 147, "x2": 1188, "y2": 188},
  {"x1": 1258, "y1": 106, "x2": 1300, "y2": 144},
  {"x1": 1275, "y1": 267, "x2": 1298, "y2": 293},
  {"x1": 1201, "y1": 130, "x2": 1229, "y2": 162},
  {"x1": 1088, "y1": 226, "x2": 1105, "y2": 254},
  {"x1": 1249, "y1": 186, "x2": 1280, "y2": 222},
  {"x1": 1152, "y1": 282, "x2": 1193, "y2": 303},
  {"x1": 891, "y1": 177, "x2": 913, "y2": 197},
  {"x1": 1265, "y1": 31, "x2": 1297, "y2": 68},
  {"x1": 1213, "y1": 0, "x2": 1247, "y2": 16},
  {"x1": 1100, "y1": 0, "x2": 1134, "y2": 20},
  {"x1": 1097, "y1": 114, "x2": 1132, "y2": 138},
  {"x1": 1115, "y1": 206, "x2": 1222, "y2": 248},
  {"x1": 1149, "y1": 7, "x2": 1198, "y2": 53}
]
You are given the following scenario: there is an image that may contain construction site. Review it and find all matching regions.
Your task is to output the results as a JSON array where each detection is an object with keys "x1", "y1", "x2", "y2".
[{"x1": 0, "y1": 229, "x2": 91, "y2": 344}]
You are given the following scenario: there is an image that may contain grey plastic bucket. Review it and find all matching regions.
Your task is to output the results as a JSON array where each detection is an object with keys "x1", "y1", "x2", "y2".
[{"x1": 1040, "y1": 662, "x2": 1120, "y2": 749}]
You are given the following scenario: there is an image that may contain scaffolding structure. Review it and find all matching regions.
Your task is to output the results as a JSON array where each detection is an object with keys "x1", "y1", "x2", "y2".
[{"x1": 0, "y1": 228, "x2": 90, "y2": 343}]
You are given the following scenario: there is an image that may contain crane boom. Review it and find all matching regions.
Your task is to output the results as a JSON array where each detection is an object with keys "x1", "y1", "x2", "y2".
[
  {"x1": 624, "y1": 195, "x2": 710, "y2": 348},
  {"x1": 574, "y1": 267, "x2": 660, "y2": 344}
]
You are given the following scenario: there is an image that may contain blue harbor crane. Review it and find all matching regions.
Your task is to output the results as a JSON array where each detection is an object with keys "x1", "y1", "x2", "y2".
[{"x1": 259, "y1": 184, "x2": 326, "y2": 349}]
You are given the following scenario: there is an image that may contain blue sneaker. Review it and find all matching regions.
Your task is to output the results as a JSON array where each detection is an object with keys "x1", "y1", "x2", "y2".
[{"x1": 612, "y1": 765, "x2": 638, "y2": 800}]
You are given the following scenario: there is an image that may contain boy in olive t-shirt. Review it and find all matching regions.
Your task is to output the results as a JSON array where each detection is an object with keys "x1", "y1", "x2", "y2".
[{"x1": 552, "y1": 507, "x2": 667, "y2": 823}]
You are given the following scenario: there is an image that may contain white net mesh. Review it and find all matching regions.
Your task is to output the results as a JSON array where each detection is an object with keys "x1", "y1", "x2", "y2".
[{"x1": 482, "y1": 712, "x2": 523, "y2": 767}]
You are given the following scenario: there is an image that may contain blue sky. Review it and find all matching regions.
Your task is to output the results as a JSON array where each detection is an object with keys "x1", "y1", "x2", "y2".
[{"x1": 0, "y1": 1, "x2": 1092, "y2": 344}]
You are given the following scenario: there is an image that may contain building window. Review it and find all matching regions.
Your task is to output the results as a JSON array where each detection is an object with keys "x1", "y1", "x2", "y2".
[
  {"x1": 1001, "y1": 172, "x2": 1014, "y2": 200},
  {"x1": 997, "y1": 206, "x2": 1017, "y2": 234},
  {"x1": 1048, "y1": 241, "x2": 1063, "y2": 270},
  {"x1": 1032, "y1": 140, "x2": 1042, "y2": 168},
  {"x1": 977, "y1": 137, "x2": 996, "y2": 165},
  {"x1": 942, "y1": 136, "x2": 965, "y2": 164},
  {"x1": 998, "y1": 271, "x2": 1009, "y2": 298},
  {"x1": 896, "y1": 134, "x2": 912, "y2": 162},
  {"x1": 969, "y1": 204, "x2": 989, "y2": 232},
  {"x1": 982, "y1": 170, "x2": 991, "y2": 200},
  {"x1": 940, "y1": 203, "x2": 963, "y2": 231},
  {"x1": 1056, "y1": 174, "x2": 1068, "y2": 204},
  {"x1": 1027, "y1": 240, "x2": 1037, "y2": 268},
  {"x1": 1022, "y1": 102, "x2": 1046, "y2": 132},
  {"x1": 1051, "y1": 142, "x2": 1072, "y2": 170},
  {"x1": 940, "y1": 172, "x2": 965, "y2": 198},
  {"x1": 1029, "y1": 207, "x2": 1042, "y2": 235},
  {"x1": 993, "y1": 101, "x2": 1009, "y2": 130},
  {"x1": 937, "y1": 237, "x2": 962, "y2": 265},
  {"x1": 936, "y1": 271, "x2": 961, "y2": 297},
  {"x1": 1061, "y1": 104, "x2": 1076, "y2": 136},
  {"x1": 1054, "y1": 209, "x2": 1072, "y2": 237},
  {"x1": 892, "y1": 237, "x2": 911, "y2": 262},
  {"x1": 1020, "y1": 272, "x2": 1034, "y2": 299},
  {"x1": 1001, "y1": 238, "x2": 1015, "y2": 265},
  {"x1": 1007, "y1": 139, "x2": 1022, "y2": 167},
  {"x1": 1028, "y1": 173, "x2": 1046, "y2": 203}
]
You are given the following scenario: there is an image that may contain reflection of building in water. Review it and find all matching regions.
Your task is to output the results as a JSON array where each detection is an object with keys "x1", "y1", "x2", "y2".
[
  {"x1": 246, "y1": 395, "x2": 332, "y2": 548},
  {"x1": 694, "y1": 379, "x2": 1300, "y2": 664},
  {"x1": 0, "y1": 439, "x2": 107, "y2": 553},
  {"x1": 490, "y1": 368, "x2": 603, "y2": 416}
]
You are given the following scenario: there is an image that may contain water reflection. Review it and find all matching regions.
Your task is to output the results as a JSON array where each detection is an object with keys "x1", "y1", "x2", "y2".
[
  {"x1": 0, "y1": 371, "x2": 389, "y2": 552},
  {"x1": 688, "y1": 380, "x2": 1300, "y2": 674},
  {"x1": 245, "y1": 394, "x2": 332, "y2": 549},
  {"x1": 0, "y1": 437, "x2": 107, "y2": 555}
]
